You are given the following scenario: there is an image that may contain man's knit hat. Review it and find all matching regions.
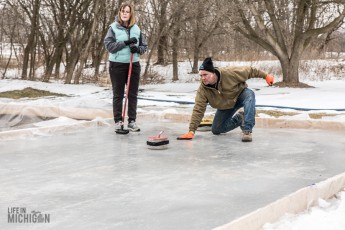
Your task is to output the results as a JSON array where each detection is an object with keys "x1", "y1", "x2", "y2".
[{"x1": 199, "y1": 57, "x2": 215, "y2": 73}]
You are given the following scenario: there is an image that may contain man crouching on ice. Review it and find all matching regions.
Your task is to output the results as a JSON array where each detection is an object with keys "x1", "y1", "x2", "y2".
[{"x1": 177, "y1": 57, "x2": 274, "y2": 142}]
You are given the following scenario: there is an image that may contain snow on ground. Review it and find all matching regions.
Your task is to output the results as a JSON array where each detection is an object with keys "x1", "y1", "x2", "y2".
[
  {"x1": 33, "y1": 116, "x2": 84, "y2": 127},
  {"x1": 2, "y1": 78, "x2": 345, "y2": 112},
  {"x1": 1, "y1": 60, "x2": 345, "y2": 121},
  {"x1": 263, "y1": 190, "x2": 345, "y2": 230}
]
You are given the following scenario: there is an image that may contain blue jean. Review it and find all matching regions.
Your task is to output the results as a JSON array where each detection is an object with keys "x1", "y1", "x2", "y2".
[{"x1": 212, "y1": 88, "x2": 256, "y2": 134}]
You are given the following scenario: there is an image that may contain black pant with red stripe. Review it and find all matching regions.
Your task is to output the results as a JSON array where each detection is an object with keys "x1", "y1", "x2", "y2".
[{"x1": 109, "y1": 61, "x2": 141, "y2": 123}]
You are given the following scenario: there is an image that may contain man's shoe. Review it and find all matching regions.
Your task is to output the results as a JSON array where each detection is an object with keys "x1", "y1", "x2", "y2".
[
  {"x1": 242, "y1": 131, "x2": 252, "y2": 142},
  {"x1": 128, "y1": 121, "x2": 140, "y2": 132}
]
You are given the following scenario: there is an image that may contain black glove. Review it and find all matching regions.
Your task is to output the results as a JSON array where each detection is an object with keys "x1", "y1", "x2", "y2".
[
  {"x1": 124, "y1": 37, "x2": 137, "y2": 45},
  {"x1": 130, "y1": 45, "x2": 139, "y2": 53}
]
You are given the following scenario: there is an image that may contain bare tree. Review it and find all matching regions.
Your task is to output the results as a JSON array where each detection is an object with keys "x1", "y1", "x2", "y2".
[
  {"x1": 155, "y1": 0, "x2": 169, "y2": 65},
  {"x1": 40, "y1": 0, "x2": 69, "y2": 82},
  {"x1": 170, "y1": 0, "x2": 190, "y2": 81},
  {"x1": 139, "y1": 0, "x2": 199, "y2": 81},
  {"x1": 137, "y1": 0, "x2": 171, "y2": 81},
  {"x1": 65, "y1": 7, "x2": 93, "y2": 85},
  {"x1": 232, "y1": 0, "x2": 345, "y2": 84},
  {"x1": 73, "y1": 1, "x2": 101, "y2": 84},
  {"x1": 91, "y1": 0, "x2": 118, "y2": 80},
  {"x1": 15, "y1": 0, "x2": 41, "y2": 80},
  {"x1": 186, "y1": 0, "x2": 227, "y2": 73},
  {"x1": 3, "y1": 0, "x2": 345, "y2": 85},
  {"x1": 0, "y1": 1, "x2": 16, "y2": 79},
  {"x1": 41, "y1": 0, "x2": 91, "y2": 82}
]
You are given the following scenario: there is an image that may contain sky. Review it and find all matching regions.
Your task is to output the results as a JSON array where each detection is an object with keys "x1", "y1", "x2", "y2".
[{"x1": 1, "y1": 60, "x2": 345, "y2": 229}]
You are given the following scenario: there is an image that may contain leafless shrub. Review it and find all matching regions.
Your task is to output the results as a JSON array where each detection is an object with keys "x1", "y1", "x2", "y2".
[
  {"x1": 140, "y1": 68, "x2": 165, "y2": 85},
  {"x1": 299, "y1": 60, "x2": 345, "y2": 81}
]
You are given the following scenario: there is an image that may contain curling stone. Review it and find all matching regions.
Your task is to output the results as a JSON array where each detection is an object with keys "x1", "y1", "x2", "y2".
[{"x1": 147, "y1": 131, "x2": 169, "y2": 150}]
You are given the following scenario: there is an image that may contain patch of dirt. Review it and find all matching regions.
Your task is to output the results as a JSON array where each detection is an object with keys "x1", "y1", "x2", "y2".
[
  {"x1": 273, "y1": 82, "x2": 314, "y2": 88},
  {"x1": 0, "y1": 87, "x2": 67, "y2": 99}
]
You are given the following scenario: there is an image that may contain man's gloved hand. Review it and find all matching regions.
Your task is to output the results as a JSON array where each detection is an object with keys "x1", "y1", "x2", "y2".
[
  {"x1": 265, "y1": 74, "x2": 274, "y2": 86},
  {"x1": 124, "y1": 37, "x2": 138, "y2": 45},
  {"x1": 130, "y1": 45, "x2": 139, "y2": 53},
  {"x1": 177, "y1": 131, "x2": 194, "y2": 140}
]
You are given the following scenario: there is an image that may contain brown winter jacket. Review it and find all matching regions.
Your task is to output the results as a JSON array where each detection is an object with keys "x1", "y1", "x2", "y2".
[{"x1": 189, "y1": 66, "x2": 267, "y2": 132}]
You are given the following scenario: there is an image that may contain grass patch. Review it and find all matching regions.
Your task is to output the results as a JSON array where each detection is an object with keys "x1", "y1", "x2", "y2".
[
  {"x1": 256, "y1": 109, "x2": 299, "y2": 118},
  {"x1": 308, "y1": 112, "x2": 338, "y2": 119},
  {"x1": 257, "y1": 110, "x2": 341, "y2": 119},
  {"x1": 0, "y1": 87, "x2": 67, "y2": 99}
]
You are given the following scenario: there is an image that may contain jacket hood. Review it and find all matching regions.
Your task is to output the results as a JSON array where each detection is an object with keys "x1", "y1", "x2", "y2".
[{"x1": 114, "y1": 16, "x2": 120, "y2": 26}]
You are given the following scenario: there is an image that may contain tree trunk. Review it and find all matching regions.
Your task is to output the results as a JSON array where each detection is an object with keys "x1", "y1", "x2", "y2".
[
  {"x1": 21, "y1": 46, "x2": 29, "y2": 80},
  {"x1": 20, "y1": 0, "x2": 40, "y2": 80},
  {"x1": 42, "y1": 17, "x2": 72, "y2": 82},
  {"x1": 192, "y1": 40, "x2": 200, "y2": 73},
  {"x1": 54, "y1": 51, "x2": 63, "y2": 80},
  {"x1": 172, "y1": 24, "x2": 180, "y2": 81},
  {"x1": 65, "y1": 38, "x2": 80, "y2": 84},
  {"x1": 156, "y1": 0, "x2": 168, "y2": 65},
  {"x1": 286, "y1": 58, "x2": 299, "y2": 83},
  {"x1": 279, "y1": 57, "x2": 299, "y2": 83},
  {"x1": 1, "y1": 38, "x2": 15, "y2": 79},
  {"x1": 65, "y1": 54, "x2": 79, "y2": 84},
  {"x1": 157, "y1": 35, "x2": 167, "y2": 65},
  {"x1": 28, "y1": 47, "x2": 36, "y2": 80},
  {"x1": 43, "y1": 48, "x2": 61, "y2": 82},
  {"x1": 172, "y1": 52, "x2": 178, "y2": 81}
]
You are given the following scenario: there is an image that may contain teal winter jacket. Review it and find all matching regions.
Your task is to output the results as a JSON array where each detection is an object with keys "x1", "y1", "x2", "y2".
[{"x1": 104, "y1": 17, "x2": 147, "y2": 63}]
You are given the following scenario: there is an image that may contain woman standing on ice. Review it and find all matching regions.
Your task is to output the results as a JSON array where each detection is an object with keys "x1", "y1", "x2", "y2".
[{"x1": 104, "y1": 2, "x2": 147, "y2": 132}]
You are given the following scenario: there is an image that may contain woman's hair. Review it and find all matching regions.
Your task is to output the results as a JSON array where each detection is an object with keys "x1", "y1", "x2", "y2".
[{"x1": 117, "y1": 2, "x2": 136, "y2": 27}]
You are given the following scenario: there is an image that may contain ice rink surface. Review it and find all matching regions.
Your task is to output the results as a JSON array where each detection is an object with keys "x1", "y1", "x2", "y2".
[{"x1": 1, "y1": 122, "x2": 345, "y2": 230}]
